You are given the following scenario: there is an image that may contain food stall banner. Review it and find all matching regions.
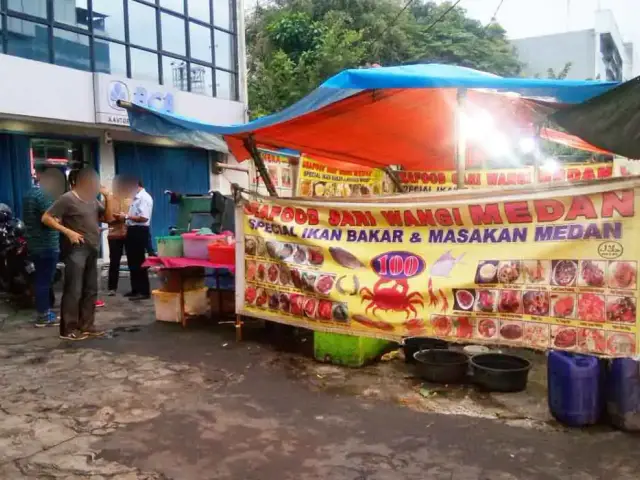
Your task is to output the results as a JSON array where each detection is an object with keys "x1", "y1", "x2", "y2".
[
  {"x1": 250, "y1": 149, "x2": 295, "y2": 197},
  {"x1": 296, "y1": 155, "x2": 387, "y2": 197},
  {"x1": 237, "y1": 178, "x2": 640, "y2": 357},
  {"x1": 399, "y1": 163, "x2": 614, "y2": 192}
]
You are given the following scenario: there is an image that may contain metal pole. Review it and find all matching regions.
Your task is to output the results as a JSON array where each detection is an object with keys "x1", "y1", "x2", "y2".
[
  {"x1": 383, "y1": 167, "x2": 405, "y2": 193},
  {"x1": 454, "y1": 89, "x2": 468, "y2": 189}
]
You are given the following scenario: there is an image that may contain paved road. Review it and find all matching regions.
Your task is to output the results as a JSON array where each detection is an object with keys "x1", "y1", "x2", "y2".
[{"x1": 0, "y1": 299, "x2": 638, "y2": 479}]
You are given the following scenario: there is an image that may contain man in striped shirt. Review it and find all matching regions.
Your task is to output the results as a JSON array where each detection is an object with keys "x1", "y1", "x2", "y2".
[{"x1": 23, "y1": 167, "x2": 60, "y2": 327}]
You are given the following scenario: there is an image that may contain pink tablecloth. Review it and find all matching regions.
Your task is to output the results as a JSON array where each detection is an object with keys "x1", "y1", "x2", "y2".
[{"x1": 143, "y1": 256, "x2": 235, "y2": 273}]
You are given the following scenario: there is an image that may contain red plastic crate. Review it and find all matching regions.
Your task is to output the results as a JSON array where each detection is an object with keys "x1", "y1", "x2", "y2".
[{"x1": 207, "y1": 244, "x2": 235, "y2": 265}]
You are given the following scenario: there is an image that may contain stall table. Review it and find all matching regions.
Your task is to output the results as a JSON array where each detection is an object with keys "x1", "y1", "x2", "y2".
[{"x1": 143, "y1": 256, "x2": 239, "y2": 337}]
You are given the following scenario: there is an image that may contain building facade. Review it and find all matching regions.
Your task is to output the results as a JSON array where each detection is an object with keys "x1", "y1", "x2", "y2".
[
  {"x1": 0, "y1": 0, "x2": 248, "y2": 249},
  {"x1": 512, "y1": 10, "x2": 637, "y2": 81}
]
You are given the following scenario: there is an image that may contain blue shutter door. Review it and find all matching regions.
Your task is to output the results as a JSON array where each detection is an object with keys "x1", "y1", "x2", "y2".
[
  {"x1": 114, "y1": 143, "x2": 210, "y2": 242},
  {"x1": 0, "y1": 133, "x2": 33, "y2": 217}
]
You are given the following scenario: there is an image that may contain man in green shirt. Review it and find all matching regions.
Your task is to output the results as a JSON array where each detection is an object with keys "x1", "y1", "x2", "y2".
[{"x1": 23, "y1": 166, "x2": 60, "y2": 327}]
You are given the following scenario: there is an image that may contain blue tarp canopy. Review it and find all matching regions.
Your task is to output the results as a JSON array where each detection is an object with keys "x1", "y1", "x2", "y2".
[{"x1": 123, "y1": 64, "x2": 619, "y2": 169}]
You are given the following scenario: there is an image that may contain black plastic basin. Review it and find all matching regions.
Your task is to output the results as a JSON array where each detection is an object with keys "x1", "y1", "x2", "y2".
[
  {"x1": 413, "y1": 349, "x2": 468, "y2": 383},
  {"x1": 402, "y1": 337, "x2": 448, "y2": 364},
  {"x1": 470, "y1": 353, "x2": 532, "y2": 392}
]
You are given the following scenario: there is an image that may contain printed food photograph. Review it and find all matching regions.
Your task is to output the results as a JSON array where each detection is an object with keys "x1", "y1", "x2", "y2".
[
  {"x1": 551, "y1": 294, "x2": 576, "y2": 319},
  {"x1": 474, "y1": 289, "x2": 497, "y2": 313},
  {"x1": 475, "y1": 318, "x2": 498, "y2": 340},
  {"x1": 317, "y1": 299, "x2": 333, "y2": 321},
  {"x1": 314, "y1": 274, "x2": 336, "y2": 295},
  {"x1": 577, "y1": 293, "x2": 606, "y2": 323},
  {"x1": 551, "y1": 260, "x2": 578, "y2": 287},
  {"x1": 577, "y1": 328, "x2": 606, "y2": 354},
  {"x1": 304, "y1": 297, "x2": 318, "y2": 319},
  {"x1": 268, "y1": 290, "x2": 279, "y2": 310},
  {"x1": 551, "y1": 326, "x2": 578, "y2": 349},
  {"x1": 281, "y1": 167, "x2": 292, "y2": 188},
  {"x1": 246, "y1": 260, "x2": 257, "y2": 282},
  {"x1": 332, "y1": 303, "x2": 349, "y2": 323},
  {"x1": 308, "y1": 247, "x2": 325, "y2": 266},
  {"x1": 453, "y1": 288, "x2": 475, "y2": 311},
  {"x1": 245, "y1": 285, "x2": 257, "y2": 305},
  {"x1": 606, "y1": 296, "x2": 637, "y2": 324},
  {"x1": 608, "y1": 261, "x2": 637, "y2": 290},
  {"x1": 290, "y1": 294, "x2": 305, "y2": 316},
  {"x1": 267, "y1": 263, "x2": 280, "y2": 284},
  {"x1": 302, "y1": 271, "x2": 317, "y2": 292},
  {"x1": 279, "y1": 266, "x2": 292, "y2": 286},
  {"x1": 256, "y1": 263, "x2": 267, "y2": 283},
  {"x1": 522, "y1": 291, "x2": 550, "y2": 316},
  {"x1": 329, "y1": 247, "x2": 365, "y2": 269},
  {"x1": 266, "y1": 241, "x2": 280, "y2": 259},
  {"x1": 277, "y1": 242, "x2": 294, "y2": 261},
  {"x1": 299, "y1": 180, "x2": 312, "y2": 196},
  {"x1": 431, "y1": 315, "x2": 453, "y2": 336},
  {"x1": 497, "y1": 260, "x2": 522, "y2": 284},
  {"x1": 475, "y1": 260, "x2": 498, "y2": 284},
  {"x1": 579, "y1": 260, "x2": 606, "y2": 288},
  {"x1": 245, "y1": 236, "x2": 257, "y2": 256},
  {"x1": 313, "y1": 182, "x2": 326, "y2": 197},
  {"x1": 453, "y1": 316, "x2": 474, "y2": 338},
  {"x1": 607, "y1": 332, "x2": 636, "y2": 356},
  {"x1": 522, "y1": 260, "x2": 550, "y2": 284},
  {"x1": 523, "y1": 323, "x2": 550, "y2": 348},
  {"x1": 256, "y1": 237, "x2": 267, "y2": 257},
  {"x1": 255, "y1": 287, "x2": 268, "y2": 308},
  {"x1": 498, "y1": 290, "x2": 522, "y2": 314},
  {"x1": 293, "y1": 245, "x2": 308, "y2": 264},
  {"x1": 279, "y1": 293, "x2": 291, "y2": 313},
  {"x1": 291, "y1": 269, "x2": 303, "y2": 289},
  {"x1": 500, "y1": 321, "x2": 524, "y2": 342}
]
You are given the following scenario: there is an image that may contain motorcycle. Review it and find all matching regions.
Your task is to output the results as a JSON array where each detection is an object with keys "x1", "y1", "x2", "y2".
[{"x1": 0, "y1": 203, "x2": 59, "y2": 307}]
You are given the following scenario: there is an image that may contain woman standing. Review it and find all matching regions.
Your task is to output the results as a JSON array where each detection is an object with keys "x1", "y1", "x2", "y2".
[{"x1": 106, "y1": 176, "x2": 131, "y2": 296}]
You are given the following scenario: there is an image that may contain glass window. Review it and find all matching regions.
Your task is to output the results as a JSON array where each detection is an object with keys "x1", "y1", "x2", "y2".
[
  {"x1": 188, "y1": 0, "x2": 210, "y2": 23},
  {"x1": 92, "y1": 0, "x2": 126, "y2": 41},
  {"x1": 160, "y1": 12, "x2": 185, "y2": 56},
  {"x1": 54, "y1": 0, "x2": 89, "y2": 29},
  {"x1": 128, "y1": 0, "x2": 157, "y2": 50},
  {"x1": 6, "y1": 17, "x2": 49, "y2": 63},
  {"x1": 130, "y1": 47, "x2": 159, "y2": 83},
  {"x1": 213, "y1": 0, "x2": 232, "y2": 31},
  {"x1": 189, "y1": 22, "x2": 211, "y2": 63},
  {"x1": 215, "y1": 69, "x2": 237, "y2": 100},
  {"x1": 162, "y1": 55, "x2": 188, "y2": 91},
  {"x1": 53, "y1": 28, "x2": 91, "y2": 71},
  {"x1": 94, "y1": 40, "x2": 127, "y2": 76},
  {"x1": 214, "y1": 29, "x2": 234, "y2": 70},
  {"x1": 8, "y1": 0, "x2": 47, "y2": 18},
  {"x1": 190, "y1": 63, "x2": 212, "y2": 96},
  {"x1": 160, "y1": 0, "x2": 184, "y2": 14}
]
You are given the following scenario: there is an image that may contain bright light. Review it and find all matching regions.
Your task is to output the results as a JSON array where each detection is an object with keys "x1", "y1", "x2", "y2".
[
  {"x1": 486, "y1": 132, "x2": 511, "y2": 157},
  {"x1": 541, "y1": 158, "x2": 560, "y2": 173},
  {"x1": 519, "y1": 137, "x2": 536, "y2": 154}
]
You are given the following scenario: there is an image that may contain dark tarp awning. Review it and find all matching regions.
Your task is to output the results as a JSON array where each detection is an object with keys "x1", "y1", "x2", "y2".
[{"x1": 552, "y1": 76, "x2": 640, "y2": 159}]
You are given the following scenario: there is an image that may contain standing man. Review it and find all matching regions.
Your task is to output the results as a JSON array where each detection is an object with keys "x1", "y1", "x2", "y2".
[
  {"x1": 23, "y1": 166, "x2": 60, "y2": 327},
  {"x1": 106, "y1": 176, "x2": 130, "y2": 296},
  {"x1": 42, "y1": 168, "x2": 113, "y2": 340},
  {"x1": 120, "y1": 178, "x2": 153, "y2": 301}
]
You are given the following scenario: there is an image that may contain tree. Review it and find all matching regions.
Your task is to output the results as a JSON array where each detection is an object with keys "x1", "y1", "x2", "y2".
[
  {"x1": 546, "y1": 62, "x2": 572, "y2": 80},
  {"x1": 247, "y1": 0, "x2": 521, "y2": 118}
]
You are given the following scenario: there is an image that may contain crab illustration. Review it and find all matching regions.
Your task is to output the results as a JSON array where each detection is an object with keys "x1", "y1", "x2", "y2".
[{"x1": 360, "y1": 277, "x2": 424, "y2": 319}]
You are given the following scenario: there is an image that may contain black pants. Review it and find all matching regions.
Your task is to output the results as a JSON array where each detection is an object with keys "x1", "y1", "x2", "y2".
[
  {"x1": 126, "y1": 226, "x2": 150, "y2": 296},
  {"x1": 61, "y1": 245, "x2": 98, "y2": 335},
  {"x1": 108, "y1": 237, "x2": 126, "y2": 291}
]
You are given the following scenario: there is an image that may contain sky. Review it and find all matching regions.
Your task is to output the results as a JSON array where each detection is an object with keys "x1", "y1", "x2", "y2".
[{"x1": 441, "y1": 0, "x2": 638, "y2": 46}]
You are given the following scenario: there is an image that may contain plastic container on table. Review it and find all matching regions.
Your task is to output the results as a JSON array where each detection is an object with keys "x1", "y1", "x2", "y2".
[
  {"x1": 181, "y1": 232, "x2": 221, "y2": 259},
  {"x1": 548, "y1": 351, "x2": 602, "y2": 427},
  {"x1": 207, "y1": 243, "x2": 235, "y2": 265},
  {"x1": 607, "y1": 358, "x2": 640, "y2": 432},
  {"x1": 156, "y1": 236, "x2": 183, "y2": 257},
  {"x1": 152, "y1": 287, "x2": 209, "y2": 322}
]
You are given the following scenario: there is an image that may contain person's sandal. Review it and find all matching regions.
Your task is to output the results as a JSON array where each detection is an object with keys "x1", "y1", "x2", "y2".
[
  {"x1": 59, "y1": 331, "x2": 89, "y2": 341},
  {"x1": 82, "y1": 328, "x2": 106, "y2": 337}
]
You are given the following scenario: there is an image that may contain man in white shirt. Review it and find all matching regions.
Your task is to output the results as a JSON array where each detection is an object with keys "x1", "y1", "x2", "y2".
[{"x1": 117, "y1": 177, "x2": 153, "y2": 301}]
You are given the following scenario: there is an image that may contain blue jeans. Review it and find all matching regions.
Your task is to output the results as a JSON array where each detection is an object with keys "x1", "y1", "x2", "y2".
[{"x1": 31, "y1": 250, "x2": 59, "y2": 315}]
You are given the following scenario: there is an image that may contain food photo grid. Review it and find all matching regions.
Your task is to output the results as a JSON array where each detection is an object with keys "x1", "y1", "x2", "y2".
[
  {"x1": 443, "y1": 259, "x2": 638, "y2": 355},
  {"x1": 244, "y1": 235, "x2": 349, "y2": 325}
]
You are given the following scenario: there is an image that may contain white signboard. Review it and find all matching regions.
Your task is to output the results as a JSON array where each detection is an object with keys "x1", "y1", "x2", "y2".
[{"x1": 93, "y1": 73, "x2": 176, "y2": 126}]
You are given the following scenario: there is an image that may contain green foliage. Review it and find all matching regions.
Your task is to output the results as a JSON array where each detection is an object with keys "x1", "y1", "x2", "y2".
[
  {"x1": 546, "y1": 62, "x2": 572, "y2": 80},
  {"x1": 247, "y1": 0, "x2": 522, "y2": 118}
]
